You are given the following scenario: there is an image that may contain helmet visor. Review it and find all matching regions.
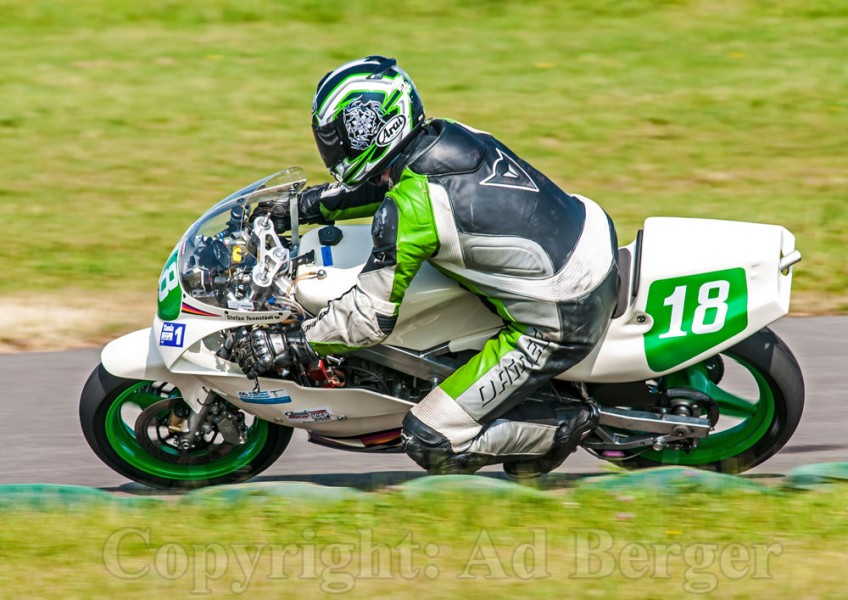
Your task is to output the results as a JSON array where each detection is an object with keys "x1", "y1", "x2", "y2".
[{"x1": 312, "y1": 121, "x2": 348, "y2": 170}]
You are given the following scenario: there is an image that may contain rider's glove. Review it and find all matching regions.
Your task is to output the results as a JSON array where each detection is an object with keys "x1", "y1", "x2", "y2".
[
  {"x1": 298, "y1": 185, "x2": 330, "y2": 225},
  {"x1": 233, "y1": 326, "x2": 318, "y2": 379},
  {"x1": 252, "y1": 199, "x2": 292, "y2": 234},
  {"x1": 249, "y1": 185, "x2": 331, "y2": 234}
]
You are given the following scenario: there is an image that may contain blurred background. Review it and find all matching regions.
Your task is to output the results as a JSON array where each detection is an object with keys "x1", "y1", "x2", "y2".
[{"x1": 1, "y1": 0, "x2": 846, "y2": 350}]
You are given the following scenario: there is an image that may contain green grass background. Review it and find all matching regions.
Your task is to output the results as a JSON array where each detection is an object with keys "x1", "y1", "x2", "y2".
[
  {"x1": 1, "y1": 0, "x2": 846, "y2": 311},
  {"x1": 3, "y1": 487, "x2": 848, "y2": 598}
]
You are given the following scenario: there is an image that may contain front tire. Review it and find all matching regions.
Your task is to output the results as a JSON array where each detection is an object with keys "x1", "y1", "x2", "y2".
[
  {"x1": 618, "y1": 327, "x2": 804, "y2": 473},
  {"x1": 80, "y1": 364, "x2": 292, "y2": 489}
]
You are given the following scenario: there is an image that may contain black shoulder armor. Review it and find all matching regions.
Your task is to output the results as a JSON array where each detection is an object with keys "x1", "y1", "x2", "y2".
[{"x1": 406, "y1": 120, "x2": 487, "y2": 177}]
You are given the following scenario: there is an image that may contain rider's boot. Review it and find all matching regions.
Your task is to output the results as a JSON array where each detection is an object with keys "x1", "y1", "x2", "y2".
[
  {"x1": 402, "y1": 398, "x2": 599, "y2": 477},
  {"x1": 502, "y1": 400, "x2": 598, "y2": 479},
  {"x1": 401, "y1": 413, "x2": 496, "y2": 475}
]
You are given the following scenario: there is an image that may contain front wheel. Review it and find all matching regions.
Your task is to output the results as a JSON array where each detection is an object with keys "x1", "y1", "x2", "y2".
[
  {"x1": 80, "y1": 364, "x2": 292, "y2": 489},
  {"x1": 618, "y1": 327, "x2": 804, "y2": 473}
]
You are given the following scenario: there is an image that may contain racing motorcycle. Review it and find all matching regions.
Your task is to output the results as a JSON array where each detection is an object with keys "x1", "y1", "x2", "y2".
[{"x1": 79, "y1": 168, "x2": 805, "y2": 489}]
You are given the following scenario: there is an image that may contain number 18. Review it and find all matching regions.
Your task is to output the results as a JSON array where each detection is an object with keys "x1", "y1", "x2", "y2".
[{"x1": 659, "y1": 280, "x2": 730, "y2": 339}]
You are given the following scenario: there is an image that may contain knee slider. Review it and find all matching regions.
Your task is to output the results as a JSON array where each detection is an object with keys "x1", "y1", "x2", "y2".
[
  {"x1": 401, "y1": 412, "x2": 453, "y2": 471},
  {"x1": 402, "y1": 411, "x2": 452, "y2": 446}
]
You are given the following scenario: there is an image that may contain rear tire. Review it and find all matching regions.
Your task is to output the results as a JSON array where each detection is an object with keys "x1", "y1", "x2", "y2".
[
  {"x1": 618, "y1": 327, "x2": 804, "y2": 473},
  {"x1": 80, "y1": 364, "x2": 292, "y2": 489}
]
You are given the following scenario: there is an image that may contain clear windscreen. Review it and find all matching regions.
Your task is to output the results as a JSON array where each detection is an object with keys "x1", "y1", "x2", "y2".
[{"x1": 178, "y1": 168, "x2": 307, "y2": 312}]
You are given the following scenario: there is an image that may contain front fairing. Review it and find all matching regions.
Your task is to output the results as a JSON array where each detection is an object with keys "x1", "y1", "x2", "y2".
[
  {"x1": 156, "y1": 172, "x2": 275, "y2": 322},
  {"x1": 157, "y1": 167, "x2": 307, "y2": 321},
  {"x1": 153, "y1": 168, "x2": 312, "y2": 375}
]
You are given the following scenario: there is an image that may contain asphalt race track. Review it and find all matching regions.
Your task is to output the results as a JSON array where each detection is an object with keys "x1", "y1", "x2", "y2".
[{"x1": 1, "y1": 317, "x2": 845, "y2": 491}]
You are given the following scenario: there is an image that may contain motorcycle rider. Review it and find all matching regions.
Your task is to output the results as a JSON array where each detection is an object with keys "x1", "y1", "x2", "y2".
[{"x1": 234, "y1": 56, "x2": 620, "y2": 476}]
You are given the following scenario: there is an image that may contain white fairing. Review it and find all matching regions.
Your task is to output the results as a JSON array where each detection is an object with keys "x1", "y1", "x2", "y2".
[
  {"x1": 564, "y1": 217, "x2": 795, "y2": 381},
  {"x1": 102, "y1": 327, "x2": 413, "y2": 432},
  {"x1": 101, "y1": 328, "x2": 217, "y2": 414},
  {"x1": 102, "y1": 328, "x2": 170, "y2": 382},
  {"x1": 208, "y1": 376, "x2": 414, "y2": 436},
  {"x1": 102, "y1": 216, "x2": 796, "y2": 428}
]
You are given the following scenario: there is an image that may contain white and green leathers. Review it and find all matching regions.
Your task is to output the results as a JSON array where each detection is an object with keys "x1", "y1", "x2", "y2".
[{"x1": 301, "y1": 119, "x2": 619, "y2": 456}]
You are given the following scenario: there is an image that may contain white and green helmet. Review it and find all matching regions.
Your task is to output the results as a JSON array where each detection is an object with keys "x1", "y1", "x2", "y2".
[{"x1": 311, "y1": 56, "x2": 425, "y2": 187}]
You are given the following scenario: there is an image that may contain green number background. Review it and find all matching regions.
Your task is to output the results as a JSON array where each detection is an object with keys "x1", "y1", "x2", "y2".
[
  {"x1": 157, "y1": 250, "x2": 181, "y2": 321},
  {"x1": 644, "y1": 268, "x2": 748, "y2": 372}
]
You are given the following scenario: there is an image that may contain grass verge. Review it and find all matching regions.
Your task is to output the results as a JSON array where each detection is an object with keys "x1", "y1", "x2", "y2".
[{"x1": 2, "y1": 485, "x2": 848, "y2": 597}]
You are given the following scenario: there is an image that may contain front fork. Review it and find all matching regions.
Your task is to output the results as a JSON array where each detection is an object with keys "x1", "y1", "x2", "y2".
[{"x1": 166, "y1": 390, "x2": 248, "y2": 451}]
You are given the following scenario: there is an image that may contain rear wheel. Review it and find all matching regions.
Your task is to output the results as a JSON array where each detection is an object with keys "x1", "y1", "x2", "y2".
[
  {"x1": 80, "y1": 364, "x2": 292, "y2": 489},
  {"x1": 618, "y1": 327, "x2": 804, "y2": 473}
]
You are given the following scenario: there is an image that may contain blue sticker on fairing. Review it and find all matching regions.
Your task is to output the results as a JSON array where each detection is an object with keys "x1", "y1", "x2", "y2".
[
  {"x1": 159, "y1": 322, "x2": 186, "y2": 347},
  {"x1": 321, "y1": 245, "x2": 334, "y2": 267},
  {"x1": 237, "y1": 390, "x2": 293, "y2": 404}
]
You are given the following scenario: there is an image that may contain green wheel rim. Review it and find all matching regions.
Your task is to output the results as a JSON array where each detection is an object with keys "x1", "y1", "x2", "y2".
[
  {"x1": 638, "y1": 354, "x2": 776, "y2": 465},
  {"x1": 104, "y1": 382, "x2": 270, "y2": 481}
]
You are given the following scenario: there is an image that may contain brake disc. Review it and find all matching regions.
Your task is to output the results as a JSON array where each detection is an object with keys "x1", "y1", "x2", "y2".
[{"x1": 133, "y1": 398, "x2": 234, "y2": 465}]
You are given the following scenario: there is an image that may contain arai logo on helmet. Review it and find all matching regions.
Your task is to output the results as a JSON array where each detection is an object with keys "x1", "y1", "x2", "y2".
[
  {"x1": 376, "y1": 114, "x2": 407, "y2": 147},
  {"x1": 343, "y1": 99, "x2": 385, "y2": 151}
]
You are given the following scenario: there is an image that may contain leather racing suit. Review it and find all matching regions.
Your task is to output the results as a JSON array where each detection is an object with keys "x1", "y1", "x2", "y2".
[{"x1": 298, "y1": 119, "x2": 619, "y2": 472}]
